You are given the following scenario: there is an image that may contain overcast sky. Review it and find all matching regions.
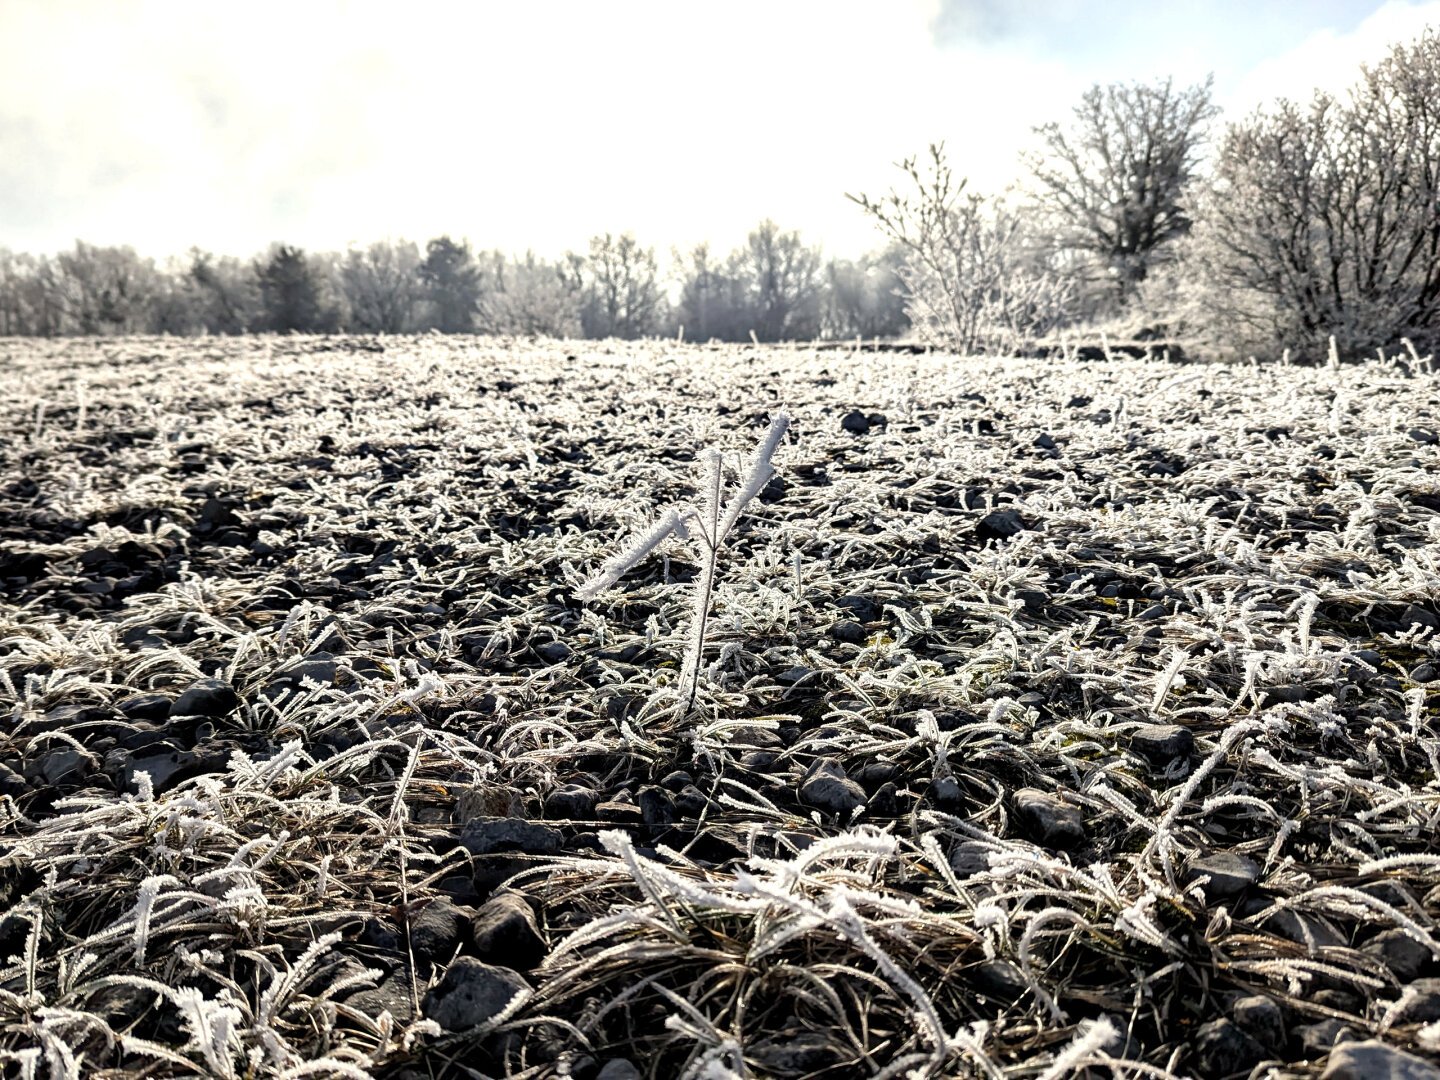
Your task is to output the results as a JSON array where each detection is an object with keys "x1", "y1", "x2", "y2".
[{"x1": 2, "y1": 0, "x2": 1437, "y2": 263}]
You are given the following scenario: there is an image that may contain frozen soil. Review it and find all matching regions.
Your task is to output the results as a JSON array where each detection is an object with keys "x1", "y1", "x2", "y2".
[{"x1": 2, "y1": 335, "x2": 1439, "y2": 1079}]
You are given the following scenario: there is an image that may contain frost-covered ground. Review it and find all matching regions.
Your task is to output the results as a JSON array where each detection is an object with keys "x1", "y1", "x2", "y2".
[{"x1": 2, "y1": 335, "x2": 1439, "y2": 1079}]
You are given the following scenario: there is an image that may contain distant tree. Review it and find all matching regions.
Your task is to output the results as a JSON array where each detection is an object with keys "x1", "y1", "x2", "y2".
[
  {"x1": 52, "y1": 242, "x2": 160, "y2": 334},
  {"x1": 255, "y1": 244, "x2": 333, "y2": 333},
  {"x1": 1027, "y1": 77, "x2": 1218, "y2": 306},
  {"x1": 1186, "y1": 30, "x2": 1440, "y2": 360},
  {"x1": 417, "y1": 236, "x2": 482, "y2": 332},
  {"x1": 740, "y1": 220, "x2": 823, "y2": 341},
  {"x1": 477, "y1": 251, "x2": 582, "y2": 337},
  {"x1": 568, "y1": 232, "x2": 666, "y2": 338},
  {"x1": 821, "y1": 247, "x2": 910, "y2": 339},
  {"x1": 674, "y1": 243, "x2": 752, "y2": 343},
  {"x1": 851, "y1": 144, "x2": 1073, "y2": 354},
  {"x1": 188, "y1": 250, "x2": 260, "y2": 334},
  {"x1": 341, "y1": 239, "x2": 421, "y2": 333}
]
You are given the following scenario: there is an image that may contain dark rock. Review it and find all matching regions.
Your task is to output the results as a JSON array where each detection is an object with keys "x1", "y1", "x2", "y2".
[
  {"x1": 409, "y1": 897, "x2": 469, "y2": 962},
  {"x1": 799, "y1": 758, "x2": 865, "y2": 816},
  {"x1": 1407, "y1": 427, "x2": 1439, "y2": 445},
  {"x1": 0, "y1": 763, "x2": 27, "y2": 798},
  {"x1": 674, "y1": 785, "x2": 710, "y2": 818},
  {"x1": 535, "y1": 640, "x2": 573, "y2": 664},
  {"x1": 1384, "y1": 979, "x2": 1440, "y2": 1023},
  {"x1": 834, "y1": 594, "x2": 881, "y2": 622},
  {"x1": 739, "y1": 750, "x2": 779, "y2": 772},
  {"x1": 34, "y1": 748, "x2": 94, "y2": 786},
  {"x1": 1137, "y1": 602, "x2": 1168, "y2": 621},
  {"x1": 840, "y1": 410, "x2": 869, "y2": 434},
  {"x1": 749, "y1": 1023, "x2": 843, "y2": 1074},
  {"x1": 470, "y1": 893, "x2": 547, "y2": 970},
  {"x1": 1184, "y1": 852, "x2": 1261, "y2": 904},
  {"x1": 1261, "y1": 909, "x2": 1346, "y2": 951},
  {"x1": 423, "y1": 957, "x2": 530, "y2": 1031},
  {"x1": 659, "y1": 770, "x2": 694, "y2": 792},
  {"x1": 1033, "y1": 432, "x2": 1057, "y2": 450},
  {"x1": 853, "y1": 762, "x2": 898, "y2": 790},
  {"x1": 595, "y1": 1061, "x2": 642, "y2": 1080},
  {"x1": 1128, "y1": 724, "x2": 1194, "y2": 765},
  {"x1": 976, "y1": 508, "x2": 1027, "y2": 542},
  {"x1": 259, "y1": 653, "x2": 337, "y2": 700},
  {"x1": 1015, "y1": 589, "x2": 1048, "y2": 612},
  {"x1": 171, "y1": 679, "x2": 239, "y2": 718},
  {"x1": 1321, "y1": 1040, "x2": 1440, "y2": 1080},
  {"x1": 831, "y1": 620, "x2": 866, "y2": 645},
  {"x1": 123, "y1": 748, "x2": 203, "y2": 793},
  {"x1": 1362, "y1": 929, "x2": 1432, "y2": 983},
  {"x1": 116, "y1": 694, "x2": 171, "y2": 721},
  {"x1": 1013, "y1": 788, "x2": 1085, "y2": 849},
  {"x1": 595, "y1": 800, "x2": 645, "y2": 824},
  {"x1": 867, "y1": 780, "x2": 900, "y2": 816},
  {"x1": 1401, "y1": 605, "x2": 1440, "y2": 631},
  {"x1": 1233, "y1": 994, "x2": 1285, "y2": 1051},
  {"x1": 459, "y1": 817, "x2": 562, "y2": 857},
  {"x1": 359, "y1": 917, "x2": 403, "y2": 952},
  {"x1": 1193, "y1": 1017, "x2": 1265, "y2": 1075},
  {"x1": 949, "y1": 841, "x2": 993, "y2": 877},
  {"x1": 927, "y1": 775, "x2": 964, "y2": 811},
  {"x1": 1297, "y1": 1019, "x2": 1355, "y2": 1056},
  {"x1": 971, "y1": 960, "x2": 1028, "y2": 1004},
  {"x1": 544, "y1": 784, "x2": 597, "y2": 820},
  {"x1": 637, "y1": 786, "x2": 675, "y2": 826},
  {"x1": 1412, "y1": 663, "x2": 1437, "y2": 684},
  {"x1": 349, "y1": 973, "x2": 415, "y2": 1024}
]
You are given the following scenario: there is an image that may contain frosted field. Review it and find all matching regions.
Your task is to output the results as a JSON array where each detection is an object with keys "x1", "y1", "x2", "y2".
[{"x1": 2, "y1": 336, "x2": 1439, "y2": 1079}]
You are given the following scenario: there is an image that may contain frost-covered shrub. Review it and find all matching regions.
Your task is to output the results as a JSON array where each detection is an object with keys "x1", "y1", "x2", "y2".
[{"x1": 1188, "y1": 29, "x2": 1440, "y2": 361}]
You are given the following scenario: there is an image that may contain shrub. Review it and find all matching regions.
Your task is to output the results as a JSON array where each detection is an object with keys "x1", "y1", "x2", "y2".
[{"x1": 1188, "y1": 29, "x2": 1440, "y2": 361}]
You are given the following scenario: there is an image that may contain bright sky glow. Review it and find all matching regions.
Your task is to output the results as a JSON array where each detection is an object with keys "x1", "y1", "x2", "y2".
[{"x1": 2, "y1": 0, "x2": 1437, "y2": 262}]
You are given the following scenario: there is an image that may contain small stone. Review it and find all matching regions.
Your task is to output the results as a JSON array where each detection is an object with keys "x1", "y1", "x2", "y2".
[
  {"x1": 259, "y1": 653, "x2": 338, "y2": 700},
  {"x1": 116, "y1": 694, "x2": 172, "y2": 721},
  {"x1": 1322, "y1": 1040, "x2": 1440, "y2": 1080},
  {"x1": 459, "y1": 817, "x2": 562, "y2": 857},
  {"x1": 0, "y1": 763, "x2": 27, "y2": 798},
  {"x1": 595, "y1": 800, "x2": 645, "y2": 824},
  {"x1": 35, "y1": 748, "x2": 93, "y2": 786},
  {"x1": 535, "y1": 640, "x2": 573, "y2": 664},
  {"x1": 1013, "y1": 788, "x2": 1085, "y2": 849},
  {"x1": 949, "y1": 841, "x2": 993, "y2": 877},
  {"x1": 1184, "y1": 852, "x2": 1261, "y2": 904},
  {"x1": 1193, "y1": 1018, "x2": 1265, "y2": 1076},
  {"x1": 1137, "y1": 602, "x2": 1168, "y2": 621},
  {"x1": 544, "y1": 784, "x2": 597, "y2": 820},
  {"x1": 1362, "y1": 929, "x2": 1432, "y2": 983},
  {"x1": 595, "y1": 1061, "x2": 642, "y2": 1080},
  {"x1": 1232, "y1": 994, "x2": 1285, "y2": 1051},
  {"x1": 470, "y1": 893, "x2": 546, "y2": 970},
  {"x1": 927, "y1": 775, "x2": 964, "y2": 811},
  {"x1": 976, "y1": 508, "x2": 1027, "y2": 542},
  {"x1": 408, "y1": 897, "x2": 469, "y2": 962},
  {"x1": 637, "y1": 786, "x2": 675, "y2": 826},
  {"x1": 749, "y1": 1023, "x2": 842, "y2": 1074},
  {"x1": 171, "y1": 679, "x2": 239, "y2": 718},
  {"x1": 799, "y1": 758, "x2": 865, "y2": 815},
  {"x1": 840, "y1": 410, "x2": 869, "y2": 434},
  {"x1": 867, "y1": 780, "x2": 899, "y2": 816},
  {"x1": 1384, "y1": 979, "x2": 1440, "y2": 1023},
  {"x1": 1261, "y1": 909, "x2": 1347, "y2": 951},
  {"x1": 659, "y1": 770, "x2": 693, "y2": 792},
  {"x1": 1033, "y1": 432, "x2": 1057, "y2": 450},
  {"x1": 1412, "y1": 663, "x2": 1437, "y2": 684},
  {"x1": 971, "y1": 959, "x2": 1028, "y2": 1003},
  {"x1": 830, "y1": 620, "x2": 866, "y2": 645},
  {"x1": 349, "y1": 973, "x2": 414, "y2": 1024},
  {"x1": 124, "y1": 748, "x2": 201, "y2": 793},
  {"x1": 1015, "y1": 589, "x2": 1048, "y2": 612},
  {"x1": 423, "y1": 957, "x2": 530, "y2": 1031},
  {"x1": 1407, "y1": 427, "x2": 1439, "y2": 445},
  {"x1": 1297, "y1": 1019, "x2": 1355, "y2": 1056},
  {"x1": 834, "y1": 594, "x2": 881, "y2": 622},
  {"x1": 674, "y1": 785, "x2": 710, "y2": 818},
  {"x1": 1128, "y1": 724, "x2": 1194, "y2": 765},
  {"x1": 1401, "y1": 605, "x2": 1440, "y2": 631}
]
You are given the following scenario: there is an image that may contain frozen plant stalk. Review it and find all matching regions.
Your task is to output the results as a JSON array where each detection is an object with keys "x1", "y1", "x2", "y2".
[{"x1": 576, "y1": 413, "x2": 790, "y2": 713}]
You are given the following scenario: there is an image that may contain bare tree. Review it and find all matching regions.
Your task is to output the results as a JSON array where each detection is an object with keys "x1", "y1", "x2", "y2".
[
  {"x1": 341, "y1": 239, "x2": 421, "y2": 333},
  {"x1": 476, "y1": 251, "x2": 582, "y2": 338},
  {"x1": 742, "y1": 220, "x2": 823, "y2": 341},
  {"x1": 1028, "y1": 77, "x2": 1218, "y2": 306},
  {"x1": 569, "y1": 233, "x2": 666, "y2": 339},
  {"x1": 821, "y1": 248, "x2": 909, "y2": 339},
  {"x1": 52, "y1": 242, "x2": 160, "y2": 334},
  {"x1": 1188, "y1": 29, "x2": 1440, "y2": 360},
  {"x1": 850, "y1": 145, "x2": 1072, "y2": 354}
]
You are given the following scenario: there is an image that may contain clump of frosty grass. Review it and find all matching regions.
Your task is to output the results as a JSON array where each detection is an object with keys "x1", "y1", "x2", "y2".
[{"x1": 576, "y1": 412, "x2": 789, "y2": 716}]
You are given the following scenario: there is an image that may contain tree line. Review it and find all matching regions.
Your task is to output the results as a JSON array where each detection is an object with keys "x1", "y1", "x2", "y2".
[
  {"x1": 0, "y1": 225, "x2": 908, "y2": 343},
  {"x1": 4, "y1": 26, "x2": 1438, "y2": 362}
]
